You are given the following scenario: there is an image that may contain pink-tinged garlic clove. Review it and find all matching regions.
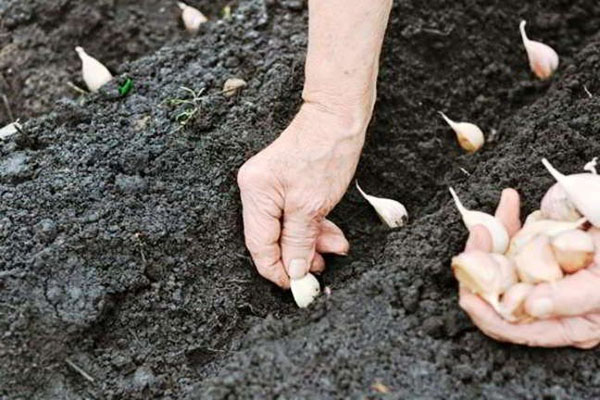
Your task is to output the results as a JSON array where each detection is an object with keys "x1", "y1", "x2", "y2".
[
  {"x1": 500, "y1": 282, "x2": 534, "y2": 322},
  {"x1": 551, "y1": 230, "x2": 595, "y2": 273},
  {"x1": 519, "y1": 20, "x2": 559, "y2": 80},
  {"x1": 540, "y1": 183, "x2": 582, "y2": 222},
  {"x1": 438, "y1": 112, "x2": 485, "y2": 153},
  {"x1": 524, "y1": 210, "x2": 544, "y2": 227},
  {"x1": 451, "y1": 250, "x2": 503, "y2": 314},
  {"x1": 449, "y1": 187, "x2": 509, "y2": 254},
  {"x1": 178, "y1": 2, "x2": 208, "y2": 33},
  {"x1": 490, "y1": 254, "x2": 518, "y2": 293},
  {"x1": 514, "y1": 235, "x2": 563, "y2": 284},
  {"x1": 542, "y1": 158, "x2": 600, "y2": 227},
  {"x1": 75, "y1": 46, "x2": 113, "y2": 92},
  {"x1": 505, "y1": 217, "x2": 586, "y2": 257}
]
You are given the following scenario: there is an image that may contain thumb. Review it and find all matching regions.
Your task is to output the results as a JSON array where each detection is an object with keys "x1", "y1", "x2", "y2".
[{"x1": 280, "y1": 211, "x2": 321, "y2": 280}]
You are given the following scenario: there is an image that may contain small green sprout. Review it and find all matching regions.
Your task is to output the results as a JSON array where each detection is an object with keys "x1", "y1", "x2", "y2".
[
  {"x1": 166, "y1": 86, "x2": 205, "y2": 127},
  {"x1": 119, "y1": 78, "x2": 134, "y2": 96}
]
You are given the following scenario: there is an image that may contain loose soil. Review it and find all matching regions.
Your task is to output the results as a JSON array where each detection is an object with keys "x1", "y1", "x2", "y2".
[{"x1": 2, "y1": 0, "x2": 600, "y2": 399}]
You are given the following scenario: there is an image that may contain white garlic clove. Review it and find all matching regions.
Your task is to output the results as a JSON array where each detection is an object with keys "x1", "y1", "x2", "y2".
[
  {"x1": 290, "y1": 273, "x2": 320, "y2": 308},
  {"x1": 551, "y1": 229, "x2": 595, "y2": 274},
  {"x1": 449, "y1": 187, "x2": 509, "y2": 254},
  {"x1": 540, "y1": 183, "x2": 582, "y2": 222},
  {"x1": 439, "y1": 112, "x2": 484, "y2": 153},
  {"x1": 75, "y1": 46, "x2": 112, "y2": 93},
  {"x1": 506, "y1": 217, "x2": 586, "y2": 257},
  {"x1": 514, "y1": 235, "x2": 563, "y2": 284},
  {"x1": 356, "y1": 182, "x2": 408, "y2": 228},
  {"x1": 542, "y1": 158, "x2": 600, "y2": 227},
  {"x1": 524, "y1": 210, "x2": 545, "y2": 227},
  {"x1": 490, "y1": 254, "x2": 518, "y2": 293},
  {"x1": 451, "y1": 250, "x2": 503, "y2": 314},
  {"x1": 500, "y1": 282, "x2": 534, "y2": 322},
  {"x1": 520, "y1": 20, "x2": 559, "y2": 80},
  {"x1": 223, "y1": 78, "x2": 247, "y2": 97},
  {"x1": 584, "y1": 157, "x2": 598, "y2": 175},
  {"x1": 178, "y1": 2, "x2": 208, "y2": 33}
]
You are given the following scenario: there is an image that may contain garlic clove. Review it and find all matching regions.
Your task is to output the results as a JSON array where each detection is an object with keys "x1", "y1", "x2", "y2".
[
  {"x1": 178, "y1": 2, "x2": 208, "y2": 33},
  {"x1": 356, "y1": 182, "x2": 408, "y2": 228},
  {"x1": 524, "y1": 210, "x2": 545, "y2": 227},
  {"x1": 223, "y1": 78, "x2": 247, "y2": 97},
  {"x1": 584, "y1": 157, "x2": 598, "y2": 175},
  {"x1": 587, "y1": 227, "x2": 600, "y2": 266},
  {"x1": 490, "y1": 254, "x2": 518, "y2": 292},
  {"x1": 449, "y1": 187, "x2": 509, "y2": 254},
  {"x1": 290, "y1": 273, "x2": 320, "y2": 308},
  {"x1": 551, "y1": 229, "x2": 595, "y2": 273},
  {"x1": 506, "y1": 217, "x2": 586, "y2": 257},
  {"x1": 439, "y1": 112, "x2": 484, "y2": 153},
  {"x1": 542, "y1": 158, "x2": 600, "y2": 227},
  {"x1": 500, "y1": 282, "x2": 534, "y2": 322},
  {"x1": 75, "y1": 46, "x2": 112, "y2": 93},
  {"x1": 520, "y1": 20, "x2": 559, "y2": 80},
  {"x1": 451, "y1": 250, "x2": 503, "y2": 314},
  {"x1": 540, "y1": 182, "x2": 582, "y2": 222},
  {"x1": 514, "y1": 235, "x2": 563, "y2": 284}
]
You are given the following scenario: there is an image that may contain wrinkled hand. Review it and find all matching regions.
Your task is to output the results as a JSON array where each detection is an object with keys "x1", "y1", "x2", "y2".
[
  {"x1": 238, "y1": 103, "x2": 367, "y2": 288},
  {"x1": 460, "y1": 189, "x2": 600, "y2": 348}
]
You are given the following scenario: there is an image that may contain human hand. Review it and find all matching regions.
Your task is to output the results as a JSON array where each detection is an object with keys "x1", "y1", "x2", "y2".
[
  {"x1": 237, "y1": 103, "x2": 369, "y2": 288},
  {"x1": 459, "y1": 189, "x2": 600, "y2": 348}
]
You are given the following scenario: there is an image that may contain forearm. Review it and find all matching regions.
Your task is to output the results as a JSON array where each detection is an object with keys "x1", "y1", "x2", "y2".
[{"x1": 302, "y1": 0, "x2": 393, "y2": 130}]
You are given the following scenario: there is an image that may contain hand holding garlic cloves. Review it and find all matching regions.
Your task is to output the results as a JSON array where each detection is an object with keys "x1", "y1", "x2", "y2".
[{"x1": 453, "y1": 162, "x2": 600, "y2": 348}]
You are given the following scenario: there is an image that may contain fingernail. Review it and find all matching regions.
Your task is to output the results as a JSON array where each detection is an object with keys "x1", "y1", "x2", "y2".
[
  {"x1": 289, "y1": 259, "x2": 307, "y2": 280},
  {"x1": 529, "y1": 297, "x2": 553, "y2": 318}
]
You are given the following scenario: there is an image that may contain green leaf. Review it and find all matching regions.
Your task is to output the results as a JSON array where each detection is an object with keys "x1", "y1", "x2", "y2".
[{"x1": 119, "y1": 78, "x2": 134, "y2": 96}]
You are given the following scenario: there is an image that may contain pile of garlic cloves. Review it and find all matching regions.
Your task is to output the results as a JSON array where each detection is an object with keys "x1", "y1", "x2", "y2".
[{"x1": 450, "y1": 158, "x2": 600, "y2": 322}]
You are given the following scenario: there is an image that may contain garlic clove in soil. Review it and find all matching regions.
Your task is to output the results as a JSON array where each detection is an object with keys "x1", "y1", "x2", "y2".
[
  {"x1": 356, "y1": 182, "x2": 408, "y2": 228},
  {"x1": 438, "y1": 112, "x2": 484, "y2": 153},
  {"x1": 449, "y1": 187, "x2": 509, "y2": 254},
  {"x1": 519, "y1": 20, "x2": 559, "y2": 80},
  {"x1": 514, "y1": 235, "x2": 563, "y2": 284},
  {"x1": 451, "y1": 250, "x2": 504, "y2": 314},
  {"x1": 290, "y1": 272, "x2": 320, "y2": 308},
  {"x1": 500, "y1": 282, "x2": 534, "y2": 322},
  {"x1": 75, "y1": 46, "x2": 113, "y2": 93},
  {"x1": 540, "y1": 182, "x2": 582, "y2": 222},
  {"x1": 490, "y1": 254, "x2": 518, "y2": 292},
  {"x1": 223, "y1": 78, "x2": 247, "y2": 97},
  {"x1": 542, "y1": 158, "x2": 600, "y2": 227},
  {"x1": 506, "y1": 217, "x2": 586, "y2": 257},
  {"x1": 178, "y1": 2, "x2": 208, "y2": 33},
  {"x1": 551, "y1": 229, "x2": 595, "y2": 273}
]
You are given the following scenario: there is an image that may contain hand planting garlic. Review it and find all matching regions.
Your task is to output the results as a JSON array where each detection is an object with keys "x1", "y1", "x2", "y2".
[
  {"x1": 356, "y1": 183, "x2": 408, "y2": 228},
  {"x1": 519, "y1": 20, "x2": 559, "y2": 80},
  {"x1": 178, "y1": 2, "x2": 208, "y2": 33},
  {"x1": 438, "y1": 112, "x2": 484, "y2": 153},
  {"x1": 542, "y1": 158, "x2": 600, "y2": 227},
  {"x1": 223, "y1": 78, "x2": 247, "y2": 97},
  {"x1": 449, "y1": 187, "x2": 509, "y2": 253},
  {"x1": 75, "y1": 47, "x2": 112, "y2": 93},
  {"x1": 290, "y1": 273, "x2": 320, "y2": 308}
]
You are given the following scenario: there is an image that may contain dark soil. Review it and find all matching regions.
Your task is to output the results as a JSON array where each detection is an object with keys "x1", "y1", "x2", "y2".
[{"x1": 2, "y1": 0, "x2": 600, "y2": 399}]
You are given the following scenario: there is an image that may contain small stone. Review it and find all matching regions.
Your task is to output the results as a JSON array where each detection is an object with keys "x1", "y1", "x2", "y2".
[{"x1": 222, "y1": 78, "x2": 247, "y2": 97}]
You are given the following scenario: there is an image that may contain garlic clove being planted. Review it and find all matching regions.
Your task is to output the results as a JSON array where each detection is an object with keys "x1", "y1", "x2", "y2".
[
  {"x1": 551, "y1": 229, "x2": 595, "y2": 273},
  {"x1": 356, "y1": 182, "x2": 408, "y2": 228},
  {"x1": 542, "y1": 158, "x2": 600, "y2": 227},
  {"x1": 451, "y1": 250, "x2": 504, "y2": 314},
  {"x1": 500, "y1": 282, "x2": 534, "y2": 322},
  {"x1": 514, "y1": 235, "x2": 563, "y2": 284},
  {"x1": 223, "y1": 78, "x2": 247, "y2": 97},
  {"x1": 506, "y1": 217, "x2": 586, "y2": 257},
  {"x1": 490, "y1": 254, "x2": 518, "y2": 292},
  {"x1": 75, "y1": 47, "x2": 112, "y2": 93},
  {"x1": 540, "y1": 183, "x2": 582, "y2": 222},
  {"x1": 449, "y1": 187, "x2": 509, "y2": 254},
  {"x1": 439, "y1": 112, "x2": 484, "y2": 153},
  {"x1": 290, "y1": 273, "x2": 320, "y2": 308},
  {"x1": 178, "y1": 2, "x2": 208, "y2": 33},
  {"x1": 519, "y1": 20, "x2": 559, "y2": 80}
]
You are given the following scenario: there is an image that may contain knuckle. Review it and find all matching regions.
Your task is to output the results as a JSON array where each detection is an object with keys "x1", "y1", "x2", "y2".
[{"x1": 237, "y1": 160, "x2": 265, "y2": 189}]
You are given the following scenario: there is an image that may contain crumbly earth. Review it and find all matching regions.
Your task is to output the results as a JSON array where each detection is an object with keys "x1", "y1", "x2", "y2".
[{"x1": 2, "y1": 0, "x2": 600, "y2": 399}]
